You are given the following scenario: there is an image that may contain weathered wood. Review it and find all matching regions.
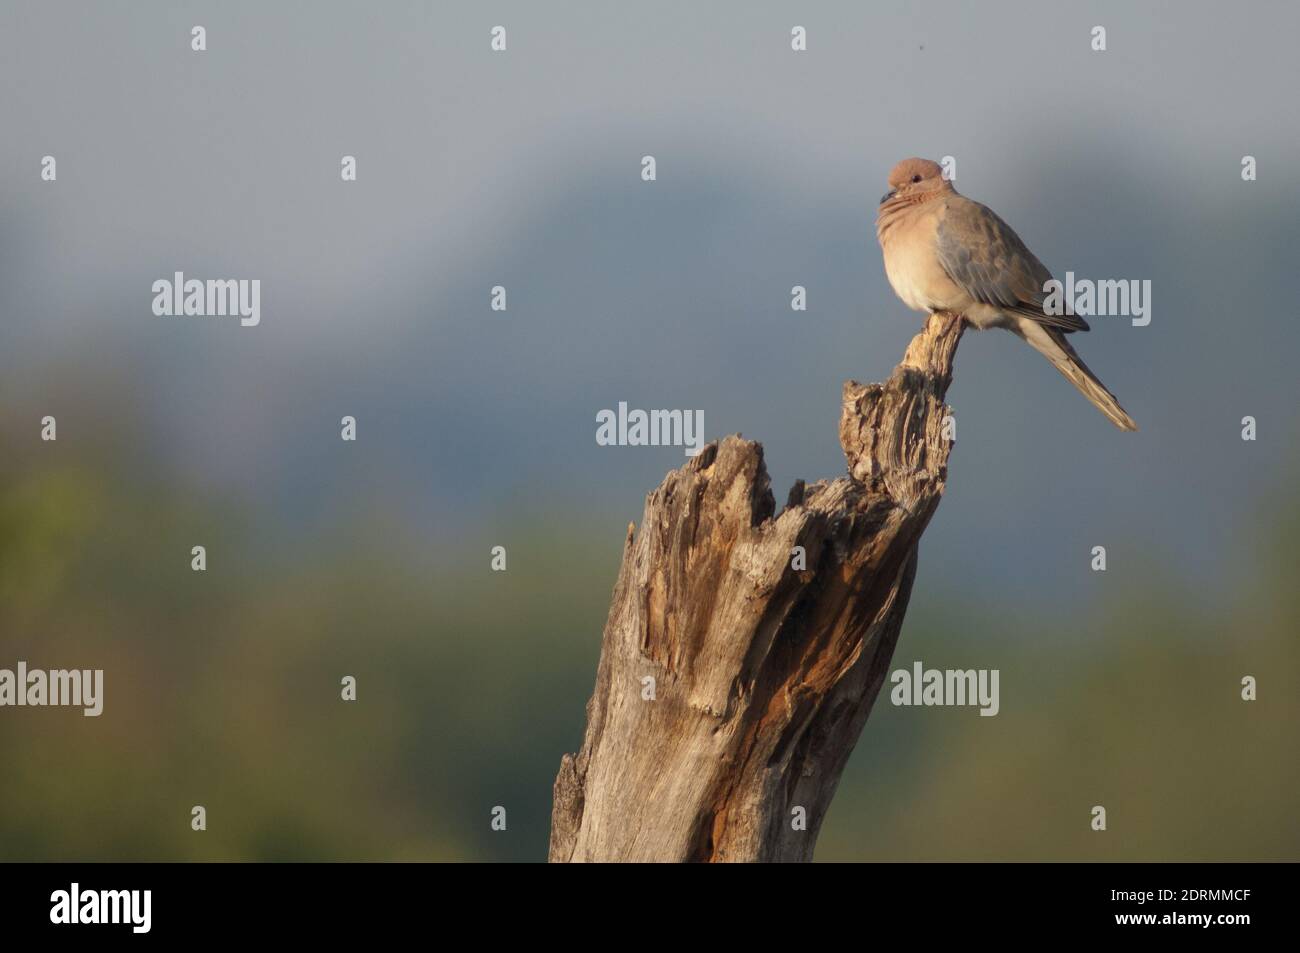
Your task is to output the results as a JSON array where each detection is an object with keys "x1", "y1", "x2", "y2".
[{"x1": 550, "y1": 311, "x2": 965, "y2": 862}]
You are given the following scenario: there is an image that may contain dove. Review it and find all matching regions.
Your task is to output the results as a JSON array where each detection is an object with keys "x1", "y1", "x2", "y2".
[{"x1": 876, "y1": 157, "x2": 1137, "y2": 431}]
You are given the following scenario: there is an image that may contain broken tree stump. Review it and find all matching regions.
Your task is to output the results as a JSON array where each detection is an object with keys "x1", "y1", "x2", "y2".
[{"x1": 549, "y1": 311, "x2": 966, "y2": 862}]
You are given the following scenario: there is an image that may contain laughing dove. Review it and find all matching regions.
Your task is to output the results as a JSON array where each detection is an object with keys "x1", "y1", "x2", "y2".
[{"x1": 876, "y1": 157, "x2": 1137, "y2": 431}]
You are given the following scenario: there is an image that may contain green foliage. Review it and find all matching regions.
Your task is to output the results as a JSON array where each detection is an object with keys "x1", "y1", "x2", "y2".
[{"x1": 2, "y1": 423, "x2": 1295, "y2": 861}]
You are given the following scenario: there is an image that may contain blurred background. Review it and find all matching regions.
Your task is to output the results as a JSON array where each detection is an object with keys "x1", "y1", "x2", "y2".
[{"x1": 1, "y1": 0, "x2": 1296, "y2": 861}]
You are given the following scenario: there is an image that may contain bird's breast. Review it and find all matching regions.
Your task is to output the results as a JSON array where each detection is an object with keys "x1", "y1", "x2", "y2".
[{"x1": 878, "y1": 203, "x2": 966, "y2": 314}]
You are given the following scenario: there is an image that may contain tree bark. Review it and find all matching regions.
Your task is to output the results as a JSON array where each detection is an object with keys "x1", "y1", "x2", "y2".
[{"x1": 550, "y1": 311, "x2": 965, "y2": 862}]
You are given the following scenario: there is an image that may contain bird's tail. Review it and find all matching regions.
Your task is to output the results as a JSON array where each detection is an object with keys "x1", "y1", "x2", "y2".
[{"x1": 1012, "y1": 319, "x2": 1138, "y2": 431}]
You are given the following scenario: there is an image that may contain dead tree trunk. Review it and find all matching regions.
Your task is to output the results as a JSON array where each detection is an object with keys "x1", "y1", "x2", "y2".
[{"x1": 549, "y1": 311, "x2": 965, "y2": 862}]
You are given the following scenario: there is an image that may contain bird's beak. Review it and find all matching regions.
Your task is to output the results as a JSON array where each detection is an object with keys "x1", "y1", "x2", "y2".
[{"x1": 879, "y1": 189, "x2": 896, "y2": 205}]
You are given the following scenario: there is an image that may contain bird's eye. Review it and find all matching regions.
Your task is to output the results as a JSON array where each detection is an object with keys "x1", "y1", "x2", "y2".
[{"x1": 911, "y1": 174, "x2": 922, "y2": 183}]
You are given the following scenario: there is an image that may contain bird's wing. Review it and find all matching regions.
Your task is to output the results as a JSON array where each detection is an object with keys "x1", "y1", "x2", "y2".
[{"x1": 936, "y1": 196, "x2": 1089, "y2": 333}]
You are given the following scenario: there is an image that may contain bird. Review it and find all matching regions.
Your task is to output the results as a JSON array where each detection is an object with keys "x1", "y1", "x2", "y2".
[{"x1": 876, "y1": 157, "x2": 1137, "y2": 431}]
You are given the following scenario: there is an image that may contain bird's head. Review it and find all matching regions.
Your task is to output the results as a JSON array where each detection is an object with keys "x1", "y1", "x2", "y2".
[{"x1": 881, "y1": 157, "x2": 950, "y2": 205}]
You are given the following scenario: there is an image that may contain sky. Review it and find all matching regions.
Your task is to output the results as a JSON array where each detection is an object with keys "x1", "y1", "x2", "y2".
[{"x1": 2, "y1": 0, "x2": 1297, "y2": 612}]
